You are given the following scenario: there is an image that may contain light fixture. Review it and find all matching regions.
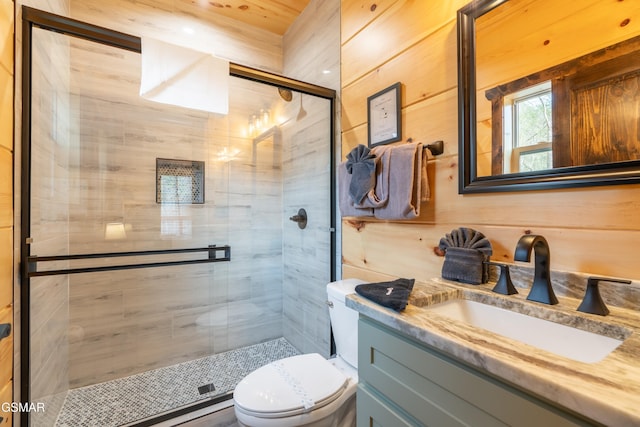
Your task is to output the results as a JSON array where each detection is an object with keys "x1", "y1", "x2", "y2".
[{"x1": 246, "y1": 109, "x2": 271, "y2": 137}]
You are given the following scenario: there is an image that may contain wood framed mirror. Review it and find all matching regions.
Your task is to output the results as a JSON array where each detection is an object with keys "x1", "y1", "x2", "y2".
[{"x1": 457, "y1": 0, "x2": 640, "y2": 193}]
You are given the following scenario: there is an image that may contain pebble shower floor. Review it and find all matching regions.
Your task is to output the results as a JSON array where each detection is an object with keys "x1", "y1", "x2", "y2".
[{"x1": 53, "y1": 338, "x2": 299, "y2": 426}]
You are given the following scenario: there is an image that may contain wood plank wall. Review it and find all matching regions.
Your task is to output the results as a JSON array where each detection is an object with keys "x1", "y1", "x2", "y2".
[
  {"x1": 0, "y1": 0, "x2": 15, "y2": 427},
  {"x1": 0, "y1": 0, "x2": 13, "y2": 425},
  {"x1": 340, "y1": 0, "x2": 640, "y2": 286}
]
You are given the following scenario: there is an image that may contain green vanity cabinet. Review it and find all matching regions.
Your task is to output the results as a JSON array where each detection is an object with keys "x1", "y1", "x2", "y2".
[{"x1": 356, "y1": 316, "x2": 598, "y2": 427}]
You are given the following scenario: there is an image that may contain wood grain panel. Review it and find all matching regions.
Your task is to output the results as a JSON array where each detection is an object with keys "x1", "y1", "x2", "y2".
[
  {"x1": 0, "y1": 149, "x2": 11, "y2": 228},
  {"x1": 0, "y1": 1, "x2": 11, "y2": 423},
  {"x1": 0, "y1": 0, "x2": 12, "y2": 72},
  {"x1": 342, "y1": 218, "x2": 640, "y2": 283},
  {"x1": 177, "y1": 0, "x2": 310, "y2": 36},
  {"x1": 70, "y1": 0, "x2": 284, "y2": 73},
  {"x1": 341, "y1": 88, "x2": 459, "y2": 158},
  {"x1": 0, "y1": 380, "x2": 11, "y2": 426},
  {"x1": 0, "y1": 228, "x2": 10, "y2": 310},
  {"x1": 341, "y1": 0, "x2": 467, "y2": 87},
  {"x1": 0, "y1": 67, "x2": 12, "y2": 152},
  {"x1": 476, "y1": 0, "x2": 640, "y2": 91},
  {"x1": 341, "y1": 21, "x2": 457, "y2": 132},
  {"x1": 340, "y1": 0, "x2": 640, "y2": 291},
  {"x1": 340, "y1": 0, "x2": 395, "y2": 44},
  {"x1": 0, "y1": 306, "x2": 12, "y2": 386}
]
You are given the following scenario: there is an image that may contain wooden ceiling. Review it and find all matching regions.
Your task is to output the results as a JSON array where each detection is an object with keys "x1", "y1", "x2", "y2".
[{"x1": 179, "y1": 0, "x2": 311, "y2": 35}]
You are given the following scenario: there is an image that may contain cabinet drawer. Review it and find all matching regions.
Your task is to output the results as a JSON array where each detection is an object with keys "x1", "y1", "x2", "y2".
[
  {"x1": 357, "y1": 384, "x2": 417, "y2": 427},
  {"x1": 358, "y1": 317, "x2": 592, "y2": 427}
]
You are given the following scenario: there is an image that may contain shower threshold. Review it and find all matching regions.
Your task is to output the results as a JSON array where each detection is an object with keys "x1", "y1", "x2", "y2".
[{"x1": 54, "y1": 337, "x2": 299, "y2": 427}]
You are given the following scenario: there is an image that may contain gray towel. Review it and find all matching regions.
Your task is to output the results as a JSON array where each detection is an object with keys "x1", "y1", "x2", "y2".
[
  {"x1": 346, "y1": 145, "x2": 377, "y2": 204},
  {"x1": 355, "y1": 278, "x2": 415, "y2": 311},
  {"x1": 356, "y1": 144, "x2": 391, "y2": 208},
  {"x1": 338, "y1": 162, "x2": 374, "y2": 217}
]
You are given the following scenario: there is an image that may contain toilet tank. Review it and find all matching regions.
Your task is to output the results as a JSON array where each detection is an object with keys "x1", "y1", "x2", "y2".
[{"x1": 327, "y1": 278, "x2": 366, "y2": 369}]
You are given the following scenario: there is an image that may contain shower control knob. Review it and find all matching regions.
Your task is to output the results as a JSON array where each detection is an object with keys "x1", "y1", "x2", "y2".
[
  {"x1": 289, "y1": 208, "x2": 307, "y2": 229},
  {"x1": 326, "y1": 301, "x2": 334, "y2": 308}
]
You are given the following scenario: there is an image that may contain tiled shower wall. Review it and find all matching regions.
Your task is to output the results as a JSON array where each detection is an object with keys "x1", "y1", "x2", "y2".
[
  {"x1": 62, "y1": 36, "x2": 291, "y2": 387},
  {"x1": 281, "y1": 0, "x2": 340, "y2": 357}
]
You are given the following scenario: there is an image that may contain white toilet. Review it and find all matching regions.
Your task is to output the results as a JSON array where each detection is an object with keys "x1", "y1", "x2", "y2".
[{"x1": 233, "y1": 278, "x2": 365, "y2": 427}]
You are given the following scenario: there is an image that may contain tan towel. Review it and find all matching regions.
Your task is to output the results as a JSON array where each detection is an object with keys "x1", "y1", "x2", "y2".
[{"x1": 374, "y1": 142, "x2": 428, "y2": 220}]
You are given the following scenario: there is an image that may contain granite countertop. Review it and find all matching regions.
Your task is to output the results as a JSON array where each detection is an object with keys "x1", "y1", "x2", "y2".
[{"x1": 346, "y1": 278, "x2": 640, "y2": 426}]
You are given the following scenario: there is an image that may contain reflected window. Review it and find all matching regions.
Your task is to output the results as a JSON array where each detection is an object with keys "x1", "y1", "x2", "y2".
[
  {"x1": 156, "y1": 158, "x2": 204, "y2": 204},
  {"x1": 502, "y1": 81, "x2": 553, "y2": 173},
  {"x1": 156, "y1": 158, "x2": 202, "y2": 237}
]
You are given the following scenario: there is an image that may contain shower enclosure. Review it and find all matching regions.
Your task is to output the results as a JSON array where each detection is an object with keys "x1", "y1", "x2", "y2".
[{"x1": 20, "y1": 8, "x2": 336, "y2": 426}]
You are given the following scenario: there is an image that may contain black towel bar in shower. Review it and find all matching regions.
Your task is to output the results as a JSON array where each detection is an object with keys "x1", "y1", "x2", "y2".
[{"x1": 25, "y1": 245, "x2": 231, "y2": 277}]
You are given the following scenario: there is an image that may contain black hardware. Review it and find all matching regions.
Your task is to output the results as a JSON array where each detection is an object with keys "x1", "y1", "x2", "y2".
[
  {"x1": 514, "y1": 235, "x2": 558, "y2": 305},
  {"x1": 485, "y1": 262, "x2": 518, "y2": 295},
  {"x1": 577, "y1": 276, "x2": 632, "y2": 316},
  {"x1": 289, "y1": 208, "x2": 307, "y2": 229},
  {"x1": 0, "y1": 323, "x2": 10, "y2": 341},
  {"x1": 25, "y1": 245, "x2": 231, "y2": 278},
  {"x1": 425, "y1": 140, "x2": 444, "y2": 156}
]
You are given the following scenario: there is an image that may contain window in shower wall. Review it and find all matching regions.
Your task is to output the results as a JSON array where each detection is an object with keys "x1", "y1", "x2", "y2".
[{"x1": 23, "y1": 10, "x2": 335, "y2": 427}]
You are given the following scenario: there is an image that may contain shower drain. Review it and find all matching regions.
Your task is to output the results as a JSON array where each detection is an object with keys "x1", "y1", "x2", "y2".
[{"x1": 197, "y1": 383, "x2": 216, "y2": 395}]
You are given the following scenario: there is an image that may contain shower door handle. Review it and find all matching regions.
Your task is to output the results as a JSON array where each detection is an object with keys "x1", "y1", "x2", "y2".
[{"x1": 0, "y1": 323, "x2": 10, "y2": 342}]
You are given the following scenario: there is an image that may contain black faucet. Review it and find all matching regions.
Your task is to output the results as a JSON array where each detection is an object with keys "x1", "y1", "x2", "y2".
[{"x1": 514, "y1": 235, "x2": 558, "y2": 305}]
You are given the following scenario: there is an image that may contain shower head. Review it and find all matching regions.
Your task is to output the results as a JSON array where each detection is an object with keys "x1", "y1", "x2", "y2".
[{"x1": 278, "y1": 87, "x2": 292, "y2": 102}]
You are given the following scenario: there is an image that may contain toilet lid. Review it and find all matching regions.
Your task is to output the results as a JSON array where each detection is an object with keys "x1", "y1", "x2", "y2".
[{"x1": 234, "y1": 353, "x2": 349, "y2": 418}]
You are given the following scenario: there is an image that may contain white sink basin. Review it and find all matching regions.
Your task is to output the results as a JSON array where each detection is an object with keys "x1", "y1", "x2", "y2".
[{"x1": 424, "y1": 299, "x2": 625, "y2": 363}]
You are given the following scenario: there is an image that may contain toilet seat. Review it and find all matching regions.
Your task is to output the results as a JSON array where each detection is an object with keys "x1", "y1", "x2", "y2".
[{"x1": 234, "y1": 353, "x2": 350, "y2": 419}]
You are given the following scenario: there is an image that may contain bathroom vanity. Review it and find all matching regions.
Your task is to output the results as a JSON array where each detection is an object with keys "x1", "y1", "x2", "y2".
[{"x1": 347, "y1": 280, "x2": 640, "y2": 426}]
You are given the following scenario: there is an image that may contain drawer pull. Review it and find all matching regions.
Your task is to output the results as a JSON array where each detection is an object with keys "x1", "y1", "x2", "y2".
[{"x1": 0, "y1": 323, "x2": 10, "y2": 341}]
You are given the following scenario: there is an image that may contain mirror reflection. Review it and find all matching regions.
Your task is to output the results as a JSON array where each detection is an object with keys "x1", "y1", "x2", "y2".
[{"x1": 458, "y1": 0, "x2": 640, "y2": 192}]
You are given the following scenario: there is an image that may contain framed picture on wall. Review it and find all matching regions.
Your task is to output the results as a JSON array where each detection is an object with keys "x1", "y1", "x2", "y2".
[{"x1": 367, "y1": 82, "x2": 401, "y2": 147}]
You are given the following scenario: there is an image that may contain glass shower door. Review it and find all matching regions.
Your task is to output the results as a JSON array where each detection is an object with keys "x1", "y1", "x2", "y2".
[{"x1": 23, "y1": 9, "x2": 335, "y2": 426}]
